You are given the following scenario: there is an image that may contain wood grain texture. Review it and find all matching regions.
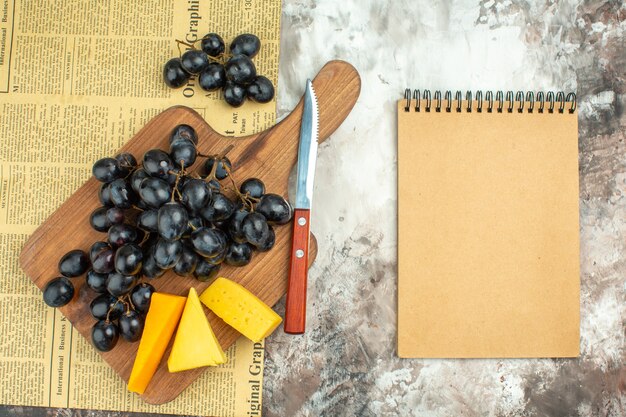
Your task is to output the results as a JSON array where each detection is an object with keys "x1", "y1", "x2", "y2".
[
  {"x1": 284, "y1": 208, "x2": 311, "y2": 334},
  {"x1": 19, "y1": 60, "x2": 361, "y2": 404}
]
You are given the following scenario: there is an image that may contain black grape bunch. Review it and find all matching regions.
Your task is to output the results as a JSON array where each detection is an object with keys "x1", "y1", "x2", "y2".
[
  {"x1": 42, "y1": 124, "x2": 293, "y2": 352},
  {"x1": 163, "y1": 33, "x2": 275, "y2": 108}
]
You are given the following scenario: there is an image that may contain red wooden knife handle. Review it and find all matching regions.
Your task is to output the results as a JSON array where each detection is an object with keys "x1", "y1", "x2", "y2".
[{"x1": 284, "y1": 208, "x2": 311, "y2": 334}]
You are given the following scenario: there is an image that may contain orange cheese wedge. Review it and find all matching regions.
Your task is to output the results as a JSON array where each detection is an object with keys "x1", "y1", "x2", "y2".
[
  {"x1": 199, "y1": 277, "x2": 282, "y2": 343},
  {"x1": 167, "y1": 287, "x2": 226, "y2": 372},
  {"x1": 127, "y1": 292, "x2": 186, "y2": 394}
]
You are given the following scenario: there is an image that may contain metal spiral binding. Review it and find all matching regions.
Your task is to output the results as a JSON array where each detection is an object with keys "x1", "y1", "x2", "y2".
[{"x1": 403, "y1": 89, "x2": 577, "y2": 114}]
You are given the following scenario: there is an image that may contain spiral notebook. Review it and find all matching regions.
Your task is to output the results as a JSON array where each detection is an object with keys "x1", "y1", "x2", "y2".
[{"x1": 397, "y1": 90, "x2": 580, "y2": 358}]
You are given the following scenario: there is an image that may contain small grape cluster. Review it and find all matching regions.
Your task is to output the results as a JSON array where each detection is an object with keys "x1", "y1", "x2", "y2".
[
  {"x1": 42, "y1": 124, "x2": 292, "y2": 352},
  {"x1": 163, "y1": 33, "x2": 275, "y2": 108}
]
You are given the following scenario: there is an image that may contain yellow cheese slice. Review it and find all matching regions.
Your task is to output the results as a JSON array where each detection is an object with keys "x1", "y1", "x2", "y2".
[
  {"x1": 167, "y1": 287, "x2": 227, "y2": 372},
  {"x1": 199, "y1": 277, "x2": 282, "y2": 343},
  {"x1": 128, "y1": 292, "x2": 186, "y2": 394}
]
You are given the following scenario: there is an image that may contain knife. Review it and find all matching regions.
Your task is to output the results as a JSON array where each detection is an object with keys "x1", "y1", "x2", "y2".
[{"x1": 284, "y1": 79, "x2": 319, "y2": 334}]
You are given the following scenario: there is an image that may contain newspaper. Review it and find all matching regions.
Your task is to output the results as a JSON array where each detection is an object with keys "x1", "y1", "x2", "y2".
[{"x1": 0, "y1": 0, "x2": 280, "y2": 416}]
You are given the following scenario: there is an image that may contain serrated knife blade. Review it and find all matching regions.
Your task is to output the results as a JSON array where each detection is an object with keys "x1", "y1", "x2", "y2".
[{"x1": 294, "y1": 80, "x2": 319, "y2": 209}]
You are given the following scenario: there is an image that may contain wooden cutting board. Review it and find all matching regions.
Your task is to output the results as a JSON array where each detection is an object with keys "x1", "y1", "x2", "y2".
[{"x1": 19, "y1": 60, "x2": 361, "y2": 404}]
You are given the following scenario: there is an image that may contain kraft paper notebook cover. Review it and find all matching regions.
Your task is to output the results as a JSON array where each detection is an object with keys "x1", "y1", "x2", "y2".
[{"x1": 397, "y1": 90, "x2": 580, "y2": 358}]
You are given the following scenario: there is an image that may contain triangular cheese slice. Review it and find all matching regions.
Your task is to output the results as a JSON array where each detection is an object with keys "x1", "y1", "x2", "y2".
[
  {"x1": 199, "y1": 277, "x2": 282, "y2": 342},
  {"x1": 128, "y1": 292, "x2": 186, "y2": 394},
  {"x1": 167, "y1": 287, "x2": 226, "y2": 372}
]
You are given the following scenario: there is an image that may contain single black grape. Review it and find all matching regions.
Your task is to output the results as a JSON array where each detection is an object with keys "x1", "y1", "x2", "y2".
[
  {"x1": 130, "y1": 168, "x2": 150, "y2": 194},
  {"x1": 202, "y1": 157, "x2": 232, "y2": 180},
  {"x1": 142, "y1": 247, "x2": 165, "y2": 279},
  {"x1": 181, "y1": 49, "x2": 210, "y2": 74},
  {"x1": 173, "y1": 244, "x2": 198, "y2": 277},
  {"x1": 106, "y1": 207, "x2": 125, "y2": 225},
  {"x1": 106, "y1": 272, "x2": 137, "y2": 297},
  {"x1": 194, "y1": 258, "x2": 221, "y2": 282},
  {"x1": 199, "y1": 63, "x2": 227, "y2": 91},
  {"x1": 115, "y1": 152, "x2": 137, "y2": 168},
  {"x1": 90, "y1": 293, "x2": 123, "y2": 320},
  {"x1": 90, "y1": 206, "x2": 110, "y2": 232},
  {"x1": 92, "y1": 320, "x2": 119, "y2": 352},
  {"x1": 241, "y1": 212, "x2": 270, "y2": 246},
  {"x1": 130, "y1": 283, "x2": 155, "y2": 313},
  {"x1": 86, "y1": 269, "x2": 108, "y2": 293},
  {"x1": 255, "y1": 226, "x2": 275, "y2": 252},
  {"x1": 247, "y1": 76, "x2": 275, "y2": 103},
  {"x1": 89, "y1": 241, "x2": 110, "y2": 260},
  {"x1": 201, "y1": 33, "x2": 225, "y2": 57},
  {"x1": 137, "y1": 209, "x2": 159, "y2": 232},
  {"x1": 170, "y1": 138, "x2": 197, "y2": 168},
  {"x1": 223, "y1": 81, "x2": 246, "y2": 107},
  {"x1": 119, "y1": 311, "x2": 145, "y2": 342},
  {"x1": 256, "y1": 193, "x2": 293, "y2": 225},
  {"x1": 225, "y1": 54, "x2": 256, "y2": 85},
  {"x1": 143, "y1": 149, "x2": 173, "y2": 180},
  {"x1": 163, "y1": 57, "x2": 190, "y2": 88},
  {"x1": 191, "y1": 227, "x2": 227, "y2": 258},
  {"x1": 181, "y1": 179, "x2": 211, "y2": 213},
  {"x1": 43, "y1": 277, "x2": 74, "y2": 307},
  {"x1": 93, "y1": 157, "x2": 122, "y2": 183},
  {"x1": 115, "y1": 152, "x2": 137, "y2": 177},
  {"x1": 114, "y1": 243, "x2": 143, "y2": 275},
  {"x1": 200, "y1": 192, "x2": 235, "y2": 222},
  {"x1": 108, "y1": 224, "x2": 139, "y2": 247},
  {"x1": 99, "y1": 183, "x2": 114, "y2": 207},
  {"x1": 225, "y1": 242, "x2": 253, "y2": 266},
  {"x1": 109, "y1": 178, "x2": 136, "y2": 209},
  {"x1": 158, "y1": 202, "x2": 189, "y2": 241},
  {"x1": 153, "y1": 238, "x2": 183, "y2": 269},
  {"x1": 230, "y1": 34, "x2": 261, "y2": 58},
  {"x1": 59, "y1": 249, "x2": 90, "y2": 277},
  {"x1": 139, "y1": 177, "x2": 171, "y2": 208},
  {"x1": 90, "y1": 242, "x2": 114, "y2": 274},
  {"x1": 228, "y1": 208, "x2": 250, "y2": 243},
  {"x1": 169, "y1": 124, "x2": 198, "y2": 145},
  {"x1": 239, "y1": 178, "x2": 265, "y2": 199}
]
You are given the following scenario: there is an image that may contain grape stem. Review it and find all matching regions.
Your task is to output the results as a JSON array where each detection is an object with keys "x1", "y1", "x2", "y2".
[
  {"x1": 171, "y1": 161, "x2": 185, "y2": 202},
  {"x1": 176, "y1": 39, "x2": 196, "y2": 57},
  {"x1": 105, "y1": 298, "x2": 124, "y2": 323},
  {"x1": 222, "y1": 163, "x2": 258, "y2": 211},
  {"x1": 138, "y1": 231, "x2": 151, "y2": 246},
  {"x1": 198, "y1": 144, "x2": 234, "y2": 183},
  {"x1": 175, "y1": 39, "x2": 231, "y2": 64},
  {"x1": 125, "y1": 294, "x2": 135, "y2": 313}
]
